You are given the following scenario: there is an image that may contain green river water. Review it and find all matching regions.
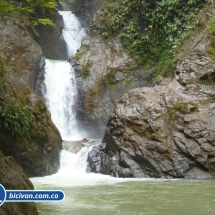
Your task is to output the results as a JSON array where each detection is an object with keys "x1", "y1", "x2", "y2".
[
  {"x1": 33, "y1": 179, "x2": 215, "y2": 215},
  {"x1": 31, "y1": 141, "x2": 215, "y2": 215}
]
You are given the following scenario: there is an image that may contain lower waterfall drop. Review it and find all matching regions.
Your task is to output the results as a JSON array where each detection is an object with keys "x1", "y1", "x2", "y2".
[{"x1": 44, "y1": 59, "x2": 82, "y2": 140}]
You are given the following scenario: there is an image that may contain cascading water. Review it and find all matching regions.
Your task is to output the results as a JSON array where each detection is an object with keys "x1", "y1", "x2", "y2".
[
  {"x1": 44, "y1": 11, "x2": 85, "y2": 141},
  {"x1": 32, "y1": 10, "x2": 119, "y2": 184},
  {"x1": 44, "y1": 60, "x2": 81, "y2": 140},
  {"x1": 58, "y1": 11, "x2": 85, "y2": 57},
  {"x1": 32, "y1": 10, "x2": 115, "y2": 183}
]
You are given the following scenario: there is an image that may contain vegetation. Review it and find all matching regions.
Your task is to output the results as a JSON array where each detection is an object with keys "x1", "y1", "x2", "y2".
[
  {"x1": 0, "y1": 105, "x2": 34, "y2": 139},
  {"x1": 80, "y1": 60, "x2": 91, "y2": 78},
  {"x1": 0, "y1": 0, "x2": 57, "y2": 26},
  {"x1": 73, "y1": 50, "x2": 84, "y2": 60},
  {"x1": 84, "y1": 88, "x2": 98, "y2": 114},
  {"x1": 91, "y1": 0, "x2": 212, "y2": 79},
  {"x1": 168, "y1": 101, "x2": 198, "y2": 117},
  {"x1": 99, "y1": 70, "x2": 115, "y2": 89},
  {"x1": 207, "y1": 17, "x2": 215, "y2": 62}
]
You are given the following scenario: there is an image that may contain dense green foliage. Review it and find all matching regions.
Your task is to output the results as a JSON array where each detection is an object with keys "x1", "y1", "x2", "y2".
[
  {"x1": 0, "y1": 0, "x2": 57, "y2": 26},
  {"x1": 0, "y1": 105, "x2": 34, "y2": 139},
  {"x1": 92, "y1": 0, "x2": 211, "y2": 78}
]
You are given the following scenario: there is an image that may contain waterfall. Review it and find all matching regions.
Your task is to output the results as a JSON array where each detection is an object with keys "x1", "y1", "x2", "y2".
[
  {"x1": 32, "y1": 10, "x2": 116, "y2": 188},
  {"x1": 58, "y1": 11, "x2": 85, "y2": 57},
  {"x1": 31, "y1": 11, "x2": 144, "y2": 210},
  {"x1": 44, "y1": 11, "x2": 85, "y2": 141}
]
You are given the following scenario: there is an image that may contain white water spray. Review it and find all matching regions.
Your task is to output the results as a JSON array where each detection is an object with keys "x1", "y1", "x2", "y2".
[
  {"x1": 32, "y1": 11, "x2": 126, "y2": 190},
  {"x1": 44, "y1": 11, "x2": 85, "y2": 141},
  {"x1": 44, "y1": 60, "x2": 81, "y2": 140}
]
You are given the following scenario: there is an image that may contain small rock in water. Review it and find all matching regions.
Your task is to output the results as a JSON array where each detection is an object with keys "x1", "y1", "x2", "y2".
[
  {"x1": 72, "y1": 143, "x2": 85, "y2": 154},
  {"x1": 81, "y1": 138, "x2": 88, "y2": 143}
]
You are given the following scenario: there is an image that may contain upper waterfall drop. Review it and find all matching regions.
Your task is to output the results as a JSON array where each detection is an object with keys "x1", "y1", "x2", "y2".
[
  {"x1": 58, "y1": 11, "x2": 85, "y2": 58},
  {"x1": 44, "y1": 11, "x2": 85, "y2": 141}
]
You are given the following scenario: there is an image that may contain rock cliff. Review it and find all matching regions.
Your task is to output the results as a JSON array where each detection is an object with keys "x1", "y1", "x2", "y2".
[
  {"x1": 34, "y1": 10, "x2": 68, "y2": 61},
  {"x1": 87, "y1": 15, "x2": 215, "y2": 179},
  {"x1": 0, "y1": 17, "x2": 62, "y2": 177},
  {"x1": 74, "y1": 35, "x2": 152, "y2": 137}
]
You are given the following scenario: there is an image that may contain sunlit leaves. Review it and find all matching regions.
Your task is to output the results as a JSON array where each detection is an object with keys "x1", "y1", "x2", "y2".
[
  {"x1": 32, "y1": 18, "x2": 56, "y2": 26},
  {"x1": 0, "y1": 0, "x2": 57, "y2": 26}
]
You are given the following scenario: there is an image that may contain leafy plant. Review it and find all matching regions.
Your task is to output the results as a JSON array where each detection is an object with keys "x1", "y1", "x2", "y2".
[
  {"x1": 141, "y1": 124, "x2": 149, "y2": 132},
  {"x1": 80, "y1": 60, "x2": 91, "y2": 79},
  {"x1": 0, "y1": 105, "x2": 34, "y2": 139},
  {"x1": 100, "y1": 70, "x2": 115, "y2": 89},
  {"x1": 73, "y1": 51, "x2": 84, "y2": 60},
  {"x1": 38, "y1": 121, "x2": 47, "y2": 139},
  {"x1": 0, "y1": 0, "x2": 57, "y2": 26}
]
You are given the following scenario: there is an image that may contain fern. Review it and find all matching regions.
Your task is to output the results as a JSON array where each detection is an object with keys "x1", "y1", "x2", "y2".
[
  {"x1": 0, "y1": 105, "x2": 34, "y2": 139},
  {"x1": 32, "y1": 18, "x2": 56, "y2": 26}
]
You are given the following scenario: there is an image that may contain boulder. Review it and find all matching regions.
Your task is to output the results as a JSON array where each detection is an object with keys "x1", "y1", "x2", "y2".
[{"x1": 0, "y1": 151, "x2": 38, "y2": 215}]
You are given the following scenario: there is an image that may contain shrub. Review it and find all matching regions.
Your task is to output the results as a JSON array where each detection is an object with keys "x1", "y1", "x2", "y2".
[{"x1": 0, "y1": 105, "x2": 34, "y2": 139}]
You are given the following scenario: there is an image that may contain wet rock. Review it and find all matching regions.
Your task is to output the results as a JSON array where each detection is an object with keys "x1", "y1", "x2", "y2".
[
  {"x1": 0, "y1": 17, "x2": 44, "y2": 89},
  {"x1": 87, "y1": 142, "x2": 107, "y2": 173},
  {"x1": 81, "y1": 138, "x2": 89, "y2": 143},
  {"x1": 185, "y1": 167, "x2": 212, "y2": 179},
  {"x1": 72, "y1": 0, "x2": 104, "y2": 26},
  {"x1": 34, "y1": 11, "x2": 68, "y2": 60}
]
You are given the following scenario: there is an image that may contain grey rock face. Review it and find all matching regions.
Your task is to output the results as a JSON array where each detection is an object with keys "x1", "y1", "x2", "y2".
[
  {"x1": 72, "y1": 0, "x2": 104, "y2": 26},
  {"x1": 74, "y1": 35, "x2": 152, "y2": 138},
  {"x1": 87, "y1": 32, "x2": 215, "y2": 179},
  {"x1": 34, "y1": 11, "x2": 68, "y2": 60}
]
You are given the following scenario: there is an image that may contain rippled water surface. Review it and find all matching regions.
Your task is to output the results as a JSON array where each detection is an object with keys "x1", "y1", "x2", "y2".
[{"x1": 33, "y1": 177, "x2": 215, "y2": 215}]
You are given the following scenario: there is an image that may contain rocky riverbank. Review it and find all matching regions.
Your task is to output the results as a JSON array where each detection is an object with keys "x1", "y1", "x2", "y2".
[{"x1": 87, "y1": 8, "x2": 215, "y2": 179}]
